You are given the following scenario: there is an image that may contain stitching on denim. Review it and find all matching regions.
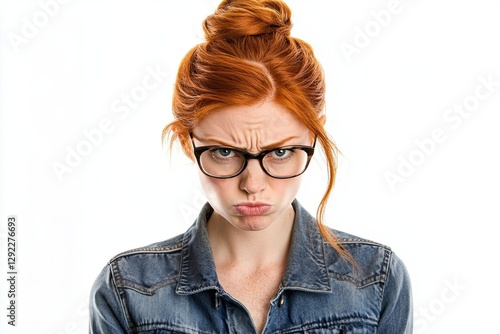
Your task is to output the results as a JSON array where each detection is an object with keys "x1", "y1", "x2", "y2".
[
  {"x1": 375, "y1": 249, "x2": 393, "y2": 319},
  {"x1": 328, "y1": 272, "x2": 387, "y2": 288},
  {"x1": 129, "y1": 322, "x2": 213, "y2": 334},
  {"x1": 177, "y1": 231, "x2": 192, "y2": 294},
  {"x1": 176, "y1": 227, "x2": 219, "y2": 295},
  {"x1": 380, "y1": 247, "x2": 391, "y2": 277},
  {"x1": 323, "y1": 238, "x2": 392, "y2": 288},
  {"x1": 338, "y1": 237, "x2": 391, "y2": 251},
  {"x1": 278, "y1": 316, "x2": 378, "y2": 333},
  {"x1": 109, "y1": 262, "x2": 134, "y2": 330},
  {"x1": 114, "y1": 277, "x2": 178, "y2": 296},
  {"x1": 109, "y1": 242, "x2": 184, "y2": 263},
  {"x1": 176, "y1": 284, "x2": 220, "y2": 295},
  {"x1": 281, "y1": 285, "x2": 332, "y2": 293}
]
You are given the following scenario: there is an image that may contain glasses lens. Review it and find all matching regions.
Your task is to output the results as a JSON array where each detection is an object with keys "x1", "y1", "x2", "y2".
[
  {"x1": 263, "y1": 148, "x2": 310, "y2": 177},
  {"x1": 199, "y1": 148, "x2": 245, "y2": 177},
  {"x1": 198, "y1": 146, "x2": 312, "y2": 178}
]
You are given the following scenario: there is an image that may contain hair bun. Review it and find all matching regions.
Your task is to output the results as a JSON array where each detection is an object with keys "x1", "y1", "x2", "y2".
[{"x1": 203, "y1": 0, "x2": 292, "y2": 42}]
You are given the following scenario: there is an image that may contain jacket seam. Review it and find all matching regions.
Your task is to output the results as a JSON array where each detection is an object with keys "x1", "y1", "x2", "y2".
[
  {"x1": 323, "y1": 238, "x2": 392, "y2": 288},
  {"x1": 376, "y1": 249, "x2": 393, "y2": 327},
  {"x1": 338, "y1": 238, "x2": 391, "y2": 250},
  {"x1": 129, "y1": 322, "x2": 213, "y2": 334},
  {"x1": 109, "y1": 263, "x2": 133, "y2": 332},
  {"x1": 328, "y1": 272, "x2": 387, "y2": 288},
  {"x1": 280, "y1": 285, "x2": 332, "y2": 293},
  {"x1": 278, "y1": 315, "x2": 378, "y2": 333},
  {"x1": 109, "y1": 242, "x2": 184, "y2": 263},
  {"x1": 114, "y1": 277, "x2": 178, "y2": 295}
]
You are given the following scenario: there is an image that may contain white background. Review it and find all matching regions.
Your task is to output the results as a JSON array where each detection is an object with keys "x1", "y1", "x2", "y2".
[{"x1": 1, "y1": 0, "x2": 499, "y2": 333}]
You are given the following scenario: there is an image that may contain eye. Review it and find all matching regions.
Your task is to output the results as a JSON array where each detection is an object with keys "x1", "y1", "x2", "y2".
[
  {"x1": 211, "y1": 148, "x2": 235, "y2": 158},
  {"x1": 269, "y1": 149, "x2": 293, "y2": 159}
]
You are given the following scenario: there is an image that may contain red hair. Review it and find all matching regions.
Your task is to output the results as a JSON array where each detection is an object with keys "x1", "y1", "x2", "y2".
[{"x1": 162, "y1": 0, "x2": 354, "y2": 265}]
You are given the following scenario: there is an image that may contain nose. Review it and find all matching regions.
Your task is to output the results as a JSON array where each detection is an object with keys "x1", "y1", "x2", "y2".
[{"x1": 239, "y1": 159, "x2": 267, "y2": 194}]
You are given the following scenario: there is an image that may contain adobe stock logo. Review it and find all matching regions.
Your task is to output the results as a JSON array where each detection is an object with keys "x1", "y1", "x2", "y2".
[
  {"x1": 384, "y1": 74, "x2": 499, "y2": 191},
  {"x1": 6, "y1": 0, "x2": 72, "y2": 54},
  {"x1": 178, "y1": 188, "x2": 206, "y2": 226},
  {"x1": 339, "y1": 0, "x2": 404, "y2": 64},
  {"x1": 414, "y1": 278, "x2": 467, "y2": 333},
  {"x1": 52, "y1": 64, "x2": 171, "y2": 181}
]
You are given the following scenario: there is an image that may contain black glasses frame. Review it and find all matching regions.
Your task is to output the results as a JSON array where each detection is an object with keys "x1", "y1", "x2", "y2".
[{"x1": 190, "y1": 134, "x2": 316, "y2": 179}]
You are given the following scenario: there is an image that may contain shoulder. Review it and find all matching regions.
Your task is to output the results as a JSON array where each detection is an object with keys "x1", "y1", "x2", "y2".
[
  {"x1": 109, "y1": 233, "x2": 185, "y2": 264},
  {"x1": 92, "y1": 204, "x2": 213, "y2": 295},
  {"x1": 111, "y1": 233, "x2": 185, "y2": 277},
  {"x1": 89, "y1": 232, "x2": 192, "y2": 330},
  {"x1": 321, "y1": 231, "x2": 412, "y2": 330},
  {"x1": 91, "y1": 232, "x2": 188, "y2": 296},
  {"x1": 325, "y1": 228, "x2": 409, "y2": 288}
]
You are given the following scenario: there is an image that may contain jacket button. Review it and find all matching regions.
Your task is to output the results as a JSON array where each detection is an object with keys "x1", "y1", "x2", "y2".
[{"x1": 278, "y1": 295, "x2": 284, "y2": 307}]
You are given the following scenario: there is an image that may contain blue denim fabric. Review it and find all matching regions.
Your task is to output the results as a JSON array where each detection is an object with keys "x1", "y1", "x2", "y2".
[{"x1": 90, "y1": 200, "x2": 412, "y2": 333}]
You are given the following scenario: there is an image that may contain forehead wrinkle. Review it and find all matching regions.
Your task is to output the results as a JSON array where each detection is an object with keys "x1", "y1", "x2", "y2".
[
  {"x1": 245, "y1": 128, "x2": 261, "y2": 152},
  {"x1": 193, "y1": 100, "x2": 311, "y2": 151},
  {"x1": 199, "y1": 127, "x2": 284, "y2": 151},
  {"x1": 196, "y1": 134, "x2": 304, "y2": 152},
  {"x1": 197, "y1": 117, "x2": 308, "y2": 149}
]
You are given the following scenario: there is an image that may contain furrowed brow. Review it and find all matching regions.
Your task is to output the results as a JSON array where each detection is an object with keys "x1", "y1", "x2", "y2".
[
  {"x1": 192, "y1": 135, "x2": 301, "y2": 150},
  {"x1": 260, "y1": 136, "x2": 301, "y2": 149}
]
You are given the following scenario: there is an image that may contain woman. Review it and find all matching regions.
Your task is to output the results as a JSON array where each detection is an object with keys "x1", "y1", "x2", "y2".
[{"x1": 90, "y1": 0, "x2": 413, "y2": 333}]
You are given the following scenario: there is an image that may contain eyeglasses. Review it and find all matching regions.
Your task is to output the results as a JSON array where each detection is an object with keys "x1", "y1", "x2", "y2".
[{"x1": 190, "y1": 134, "x2": 316, "y2": 179}]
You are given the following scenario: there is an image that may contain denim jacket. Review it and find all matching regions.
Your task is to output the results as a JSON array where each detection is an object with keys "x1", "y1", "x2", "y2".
[{"x1": 90, "y1": 200, "x2": 412, "y2": 333}]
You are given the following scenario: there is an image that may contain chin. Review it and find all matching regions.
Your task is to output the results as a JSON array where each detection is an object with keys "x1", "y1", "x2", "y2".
[{"x1": 231, "y1": 216, "x2": 274, "y2": 232}]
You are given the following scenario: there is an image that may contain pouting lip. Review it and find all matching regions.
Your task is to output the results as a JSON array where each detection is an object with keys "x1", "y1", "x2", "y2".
[
  {"x1": 234, "y1": 201, "x2": 270, "y2": 207},
  {"x1": 233, "y1": 202, "x2": 272, "y2": 215}
]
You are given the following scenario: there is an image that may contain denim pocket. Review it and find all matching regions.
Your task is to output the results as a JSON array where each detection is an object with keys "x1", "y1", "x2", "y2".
[{"x1": 289, "y1": 323, "x2": 376, "y2": 334}]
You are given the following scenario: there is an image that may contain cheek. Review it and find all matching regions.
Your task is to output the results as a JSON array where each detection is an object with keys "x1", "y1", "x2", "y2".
[
  {"x1": 269, "y1": 176, "x2": 303, "y2": 199},
  {"x1": 198, "y1": 173, "x2": 234, "y2": 202}
]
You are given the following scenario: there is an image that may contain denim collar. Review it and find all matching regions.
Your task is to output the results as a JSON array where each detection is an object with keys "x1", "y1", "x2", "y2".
[{"x1": 176, "y1": 199, "x2": 331, "y2": 295}]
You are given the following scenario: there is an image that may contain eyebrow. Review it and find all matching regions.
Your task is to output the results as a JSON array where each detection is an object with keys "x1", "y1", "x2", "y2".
[{"x1": 193, "y1": 135, "x2": 302, "y2": 150}]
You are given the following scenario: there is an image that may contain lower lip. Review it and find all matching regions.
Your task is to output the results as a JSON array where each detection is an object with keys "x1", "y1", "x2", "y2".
[{"x1": 234, "y1": 204, "x2": 271, "y2": 216}]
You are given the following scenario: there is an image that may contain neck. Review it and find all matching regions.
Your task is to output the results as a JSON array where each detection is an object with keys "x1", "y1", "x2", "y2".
[{"x1": 207, "y1": 206, "x2": 295, "y2": 270}]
